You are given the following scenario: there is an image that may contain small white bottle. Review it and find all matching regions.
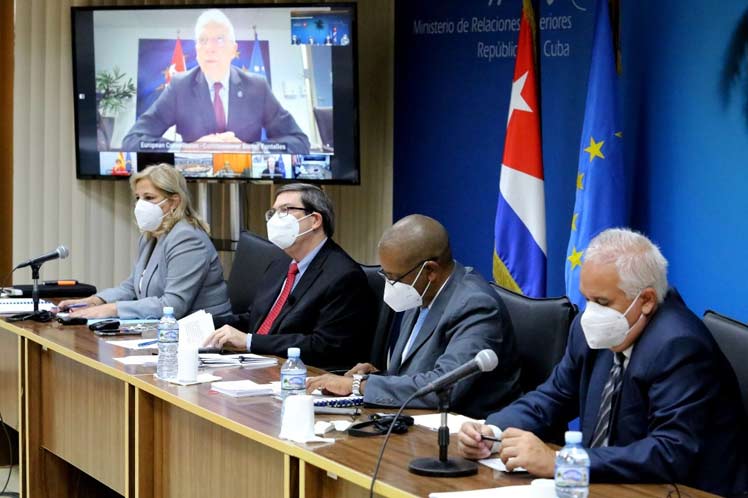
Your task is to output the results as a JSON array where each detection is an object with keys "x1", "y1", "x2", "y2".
[{"x1": 555, "y1": 430, "x2": 590, "y2": 498}]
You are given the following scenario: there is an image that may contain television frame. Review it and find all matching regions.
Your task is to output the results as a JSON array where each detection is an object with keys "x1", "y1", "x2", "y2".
[{"x1": 70, "y1": 2, "x2": 361, "y2": 185}]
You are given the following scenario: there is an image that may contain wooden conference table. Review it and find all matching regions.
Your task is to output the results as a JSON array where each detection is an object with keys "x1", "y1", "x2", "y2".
[{"x1": 0, "y1": 318, "x2": 719, "y2": 498}]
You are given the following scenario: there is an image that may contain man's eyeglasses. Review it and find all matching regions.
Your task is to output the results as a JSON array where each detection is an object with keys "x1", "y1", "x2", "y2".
[
  {"x1": 378, "y1": 259, "x2": 435, "y2": 285},
  {"x1": 198, "y1": 35, "x2": 228, "y2": 47},
  {"x1": 265, "y1": 206, "x2": 310, "y2": 222}
]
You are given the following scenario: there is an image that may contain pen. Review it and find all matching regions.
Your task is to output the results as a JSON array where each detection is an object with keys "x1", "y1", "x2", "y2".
[
  {"x1": 66, "y1": 303, "x2": 89, "y2": 309},
  {"x1": 481, "y1": 435, "x2": 501, "y2": 443},
  {"x1": 137, "y1": 339, "x2": 159, "y2": 347}
]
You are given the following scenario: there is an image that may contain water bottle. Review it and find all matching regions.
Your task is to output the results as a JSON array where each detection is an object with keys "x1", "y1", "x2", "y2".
[
  {"x1": 555, "y1": 430, "x2": 590, "y2": 498},
  {"x1": 156, "y1": 306, "x2": 179, "y2": 380},
  {"x1": 280, "y1": 347, "x2": 307, "y2": 402}
]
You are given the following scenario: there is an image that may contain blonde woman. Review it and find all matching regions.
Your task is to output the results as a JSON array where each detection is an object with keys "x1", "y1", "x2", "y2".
[{"x1": 59, "y1": 164, "x2": 232, "y2": 320}]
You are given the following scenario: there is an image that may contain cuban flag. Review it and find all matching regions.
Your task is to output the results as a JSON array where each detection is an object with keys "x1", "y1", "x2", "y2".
[
  {"x1": 493, "y1": 0, "x2": 546, "y2": 298},
  {"x1": 564, "y1": 0, "x2": 628, "y2": 309}
]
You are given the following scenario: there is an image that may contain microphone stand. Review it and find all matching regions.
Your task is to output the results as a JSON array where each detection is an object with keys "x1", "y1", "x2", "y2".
[
  {"x1": 31, "y1": 262, "x2": 41, "y2": 313},
  {"x1": 7, "y1": 262, "x2": 50, "y2": 322},
  {"x1": 408, "y1": 387, "x2": 478, "y2": 477}
]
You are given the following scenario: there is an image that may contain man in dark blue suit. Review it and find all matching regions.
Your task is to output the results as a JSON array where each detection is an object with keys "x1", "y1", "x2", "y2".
[
  {"x1": 458, "y1": 228, "x2": 748, "y2": 497},
  {"x1": 122, "y1": 9, "x2": 309, "y2": 154}
]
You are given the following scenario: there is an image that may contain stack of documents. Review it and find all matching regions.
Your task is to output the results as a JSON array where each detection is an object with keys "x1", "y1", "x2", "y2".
[
  {"x1": 199, "y1": 353, "x2": 278, "y2": 369},
  {"x1": 210, "y1": 379, "x2": 275, "y2": 397},
  {"x1": 0, "y1": 298, "x2": 54, "y2": 313}
]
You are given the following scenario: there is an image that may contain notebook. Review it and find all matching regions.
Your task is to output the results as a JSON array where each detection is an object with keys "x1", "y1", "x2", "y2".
[
  {"x1": 210, "y1": 380, "x2": 275, "y2": 397},
  {"x1": 0, "y1": 298, "x2": 54, "y2": 314}
]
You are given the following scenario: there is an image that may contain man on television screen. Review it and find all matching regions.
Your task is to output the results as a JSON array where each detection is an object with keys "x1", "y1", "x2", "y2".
[{"x1": 122, "y1": 9, "x2": 310, "y2": 154}]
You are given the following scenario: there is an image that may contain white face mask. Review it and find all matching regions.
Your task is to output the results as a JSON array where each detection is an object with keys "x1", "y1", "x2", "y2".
[
  {"x1": 266, "y1": 212, "x2": 313, "y2": 250},
  {"x1": 134, "y1": 199, "x2": 167, "y2": 232},
  {"x1": 580, "y1": 291, "x2": 643, "y2": 349},
  {"x1": 382, "y1": 262, "x2": 432, "y2": 313}
]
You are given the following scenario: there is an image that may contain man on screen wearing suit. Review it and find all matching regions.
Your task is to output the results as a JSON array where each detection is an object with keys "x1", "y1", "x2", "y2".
[
  {"x1": 122, "y1": 9, "x2": 310, "y2": 154},
  {"x1": 204, "y1": 183, "x2": 375, "y2": 370},
  {"x1": 305, "y1": 215, "x2": 522, "y2": 419},
  {"x1": 457, "y1": 228, "x2": 748, "y2": 497}
]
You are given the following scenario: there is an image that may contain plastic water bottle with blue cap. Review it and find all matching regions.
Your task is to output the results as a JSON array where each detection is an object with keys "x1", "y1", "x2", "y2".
[
  {"x1": 555, "y1": 430, "x2": 590, "y2": 498},
  {"x1": 156, "y1": 306, "x2": 179, "y2": 380},
  {"x1": 280, "y1": 347, "x2": 307, "y2": 402}
]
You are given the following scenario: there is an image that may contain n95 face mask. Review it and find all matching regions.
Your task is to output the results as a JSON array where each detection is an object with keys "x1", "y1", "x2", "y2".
[
  {"x1": 580, "y1": 291, "x2": 642, "y2": 349},
  {"x1": 382, "y1": 262, "x2": 431, "y2": 313},
  {"x1": 134, "y1": 199, "x2": 166, "y2": 232},
  {"x1": 266, "y1": 212, "x2": 313, "y2": 250}
]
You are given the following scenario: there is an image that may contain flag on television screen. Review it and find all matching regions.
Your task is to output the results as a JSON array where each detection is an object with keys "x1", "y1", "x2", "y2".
[
  {"x1": 492, "y1": 0, "x2": 546, "y2": 298},
  {"x1": 125, "y1": 152, "x2": 133, "y2": 173},
  {"x1": 112, "y1": 152, "x2": 128, "y2": 176},
  {"x1": 165, "y1": 36, "x2": 186, "y2": 86},
  {"x1": 249, "y1": 30, "x2": 267, "y2": 78},
  {"x1": 564, "y1": 0, "x2": 628, "y2": 309}
]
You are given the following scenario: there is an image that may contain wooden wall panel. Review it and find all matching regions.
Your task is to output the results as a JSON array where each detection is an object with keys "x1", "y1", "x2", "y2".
[{"x1": 0, "y1": 0, "x2": 12, "y2": 279}]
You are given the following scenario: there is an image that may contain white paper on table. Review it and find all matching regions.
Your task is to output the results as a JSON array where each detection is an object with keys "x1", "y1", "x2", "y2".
[
  {"x1": 429, "y1": 479, "x2": 552, "y2": 498},
  {"x1": 178, "y1": 310, "x2": 215, "y2": 348},
  {"x1": 106, "y1": 339, "x2": 158, "y2": 350},
  {"x1": 210, "y1": 379, "x2": 275, "y2": 397},
  {"x1": 478, "y1": 458, "x2": 527, "y2": 473},
  {"x1": 167, "y1": 373, "x2": 222, "y2": 386},
  {"x1": 113, "y1": 355, "x2": 158, "y2": 366},
  {"x1": 412, "y1": 413, "x2": 484, "y2": 434}
]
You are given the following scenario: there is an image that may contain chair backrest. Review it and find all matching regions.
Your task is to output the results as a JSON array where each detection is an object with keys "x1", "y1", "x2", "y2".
[
  {"x1": 227, "y1": 230, "x2": 291, "y2": 314},
  {"x1": 703, "y1": 310, "x2": 748, "y2": 416},
  {"x1": 360, "y1": 264, "x2": 395, "y2": 370},
  {"x1": 491, "y1": 284, "x2": 577, "y2": 394},
  {"x1": 313, "y1": 107, "x2": 334, "y2": 150}
]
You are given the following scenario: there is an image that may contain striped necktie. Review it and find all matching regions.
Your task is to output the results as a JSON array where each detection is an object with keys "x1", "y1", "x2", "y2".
[{"x1": 590, "y1": 352, "x2": 626, "y2": 448}]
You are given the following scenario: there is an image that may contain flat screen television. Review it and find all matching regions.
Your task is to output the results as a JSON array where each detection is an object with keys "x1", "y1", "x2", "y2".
[{"x1": 71, "y1": 3, "x2": 359, "y2": 183}]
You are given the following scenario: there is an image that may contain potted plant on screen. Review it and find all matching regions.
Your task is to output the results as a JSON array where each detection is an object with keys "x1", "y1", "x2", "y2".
[{"x1": 96, "y1": 66, "x2": 136, "y2": 150}]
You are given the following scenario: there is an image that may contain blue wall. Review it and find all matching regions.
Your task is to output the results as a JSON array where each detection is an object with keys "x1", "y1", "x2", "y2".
[
  {"x1": 394, "y1": 0, "x2": 748, "y2": 321},
  {"x1": 622, "y1": 2, "x2": 748, "y2": 322}
]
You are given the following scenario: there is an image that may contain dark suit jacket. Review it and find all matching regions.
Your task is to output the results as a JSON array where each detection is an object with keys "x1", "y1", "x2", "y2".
[
  {"x1": 487, "y1": 289, "x2": 748, "y2": 496},
  {"x1": 239, "y1": 239, "x2": 375, "y2": 370},
  {"x1": 122, "y1": 66, "x2": 310, "y2": 153},
  {"x1": 364, "y1": 262, "x2": 522, "y2": 419}
]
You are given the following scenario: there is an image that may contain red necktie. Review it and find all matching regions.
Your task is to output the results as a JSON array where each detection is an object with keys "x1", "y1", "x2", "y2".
[
  {"x1": 256, "y1": 262, "x2": 299, "y2": 335},
  {"x1": 213, "y1": 82, "x2": 226, "y2": 133}
]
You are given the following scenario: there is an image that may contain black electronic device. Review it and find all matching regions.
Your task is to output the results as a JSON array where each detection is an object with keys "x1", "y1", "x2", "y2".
[
  {"x1": 88, "y1": 319, "x2": 120, "y2": 331},
  {"x1": 58, "y1": 316, "x2": 88, "y2": 326}
]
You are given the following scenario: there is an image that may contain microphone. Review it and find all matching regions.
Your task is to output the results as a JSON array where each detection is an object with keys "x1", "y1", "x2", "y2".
[
  {"x1": 14, "y1": 245, "x2": 69, "y2": 270},
  {"x1": 413, "y1": 349, "x2": 498, "y2": 398}
]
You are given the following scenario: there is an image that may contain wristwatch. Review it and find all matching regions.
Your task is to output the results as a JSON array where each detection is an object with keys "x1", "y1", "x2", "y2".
[{"x1": 352, "y1": 374, "x2": 369, "y2": 396}]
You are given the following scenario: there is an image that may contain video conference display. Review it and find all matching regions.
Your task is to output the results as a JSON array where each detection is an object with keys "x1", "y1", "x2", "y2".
[{"x1": 71, "y1": 4, "x2": 359, "y2": 183}]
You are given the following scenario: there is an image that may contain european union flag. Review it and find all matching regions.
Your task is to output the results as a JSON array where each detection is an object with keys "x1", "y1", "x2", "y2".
[
  {"x1": 249, "y1": 31, "x2": 267, "y2": 79},
  {"x1": 564, "y1": 0, "x2": 628, "y2": 309}
]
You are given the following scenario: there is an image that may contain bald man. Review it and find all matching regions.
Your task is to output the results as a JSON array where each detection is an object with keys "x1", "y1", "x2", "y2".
[{"x1": 307, "y1": 215, "x2": 522, "y2": 418}]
